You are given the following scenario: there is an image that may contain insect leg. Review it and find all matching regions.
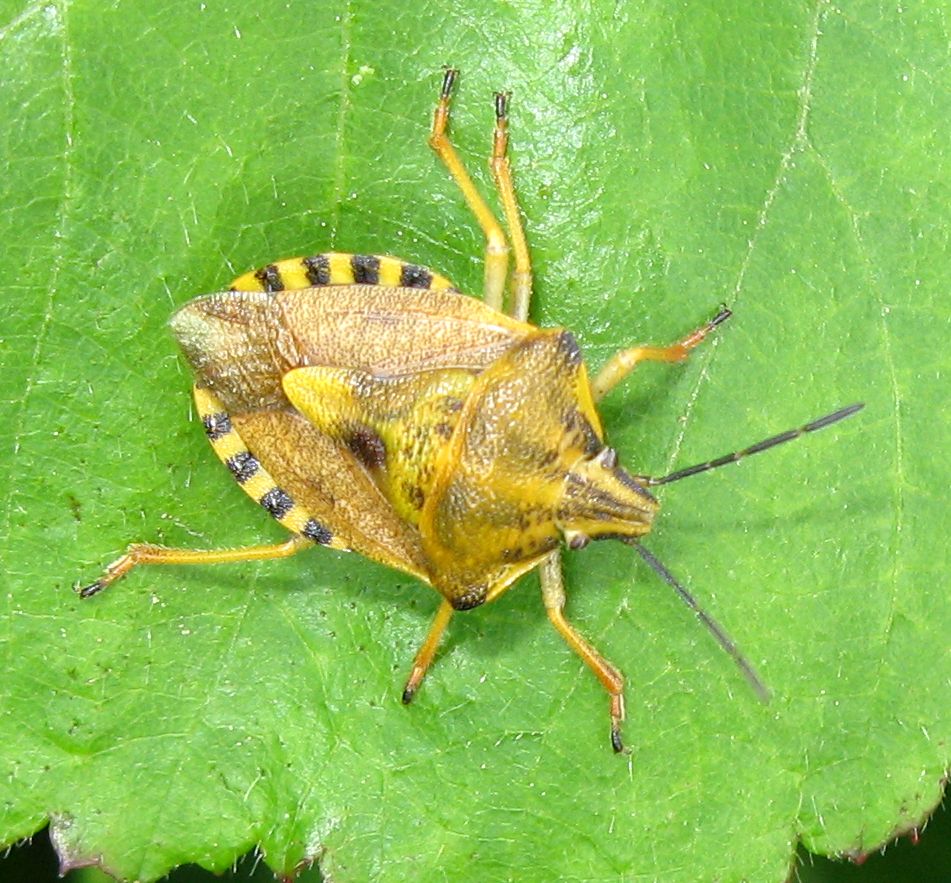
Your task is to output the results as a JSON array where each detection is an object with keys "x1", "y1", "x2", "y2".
[
  {"x1": 401, "y1": 598, "x2": 454, "y2": 704},
  {"x1": 592, "y1": 307, "x2": 732, "y2": 402},
  {"x1": 429, "y1": 68, "x2": 510, "y2": 312},
  {"x1": 539, "y1": 553, "x2": 627, "y2": 753},
  {"x1": 78, "y1": 536, "x2": 310, "y2": 599},
  {"x1": 490, "y1": 91, "x2": 532, "y2": 322}
]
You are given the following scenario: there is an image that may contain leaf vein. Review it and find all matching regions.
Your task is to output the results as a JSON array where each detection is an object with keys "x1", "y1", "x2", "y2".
[
  {"x1": 663, "y1": 0, "x2": 828, "y2": 476},
  {"x1": 328, "y1": 0, "x2": 354, "y2": 248}
]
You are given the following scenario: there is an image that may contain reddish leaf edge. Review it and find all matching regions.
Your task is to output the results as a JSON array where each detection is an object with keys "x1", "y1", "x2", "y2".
[
  {"x1": 1, "y1": 772, "x2": 941, "y2": 882},
  {"x1": 787, "y1": 774, "x2": 949, "y2": 880},
  {"x1": 45, "y1": 812, "x2": 323, "y2": 882}
]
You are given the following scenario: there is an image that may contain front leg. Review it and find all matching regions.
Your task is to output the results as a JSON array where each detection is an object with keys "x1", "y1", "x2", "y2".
[{"x1": 592, "y1": 307, "x2": 731, "y2": 401}]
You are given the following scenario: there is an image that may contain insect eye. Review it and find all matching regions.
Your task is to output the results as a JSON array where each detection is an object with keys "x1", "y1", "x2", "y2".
[
  {"x1": 564, "y1": 530, "x2": 591, "y2": 551},
  {"x1": 596, "y1": 447, "x2": 618, "y2": 469}
]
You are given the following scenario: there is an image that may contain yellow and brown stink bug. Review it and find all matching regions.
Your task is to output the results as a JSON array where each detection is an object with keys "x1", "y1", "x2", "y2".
[{"x1": 80, "y1": 69, "x2": 863, "y2": 752}]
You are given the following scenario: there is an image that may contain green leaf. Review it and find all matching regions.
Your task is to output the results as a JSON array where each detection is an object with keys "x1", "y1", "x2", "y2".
[{"x1": 1, "y1": 0, "x2": 946, "y2": 880}]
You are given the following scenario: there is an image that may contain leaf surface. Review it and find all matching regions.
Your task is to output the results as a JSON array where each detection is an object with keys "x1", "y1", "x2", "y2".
[{"x1": 0, "y1": 1, "x2": 946, "y2": 880}]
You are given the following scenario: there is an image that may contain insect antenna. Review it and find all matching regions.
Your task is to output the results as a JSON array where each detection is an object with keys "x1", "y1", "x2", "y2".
[
  {"x1": 646, "y1": 403, "x2": 864, "y2": 486},
  {"x1": 627, "y1": 403, "x2": 864, "y2": 702},
  {"x1": 631, "y1": 542, "x2": 772, "y2": 703}
]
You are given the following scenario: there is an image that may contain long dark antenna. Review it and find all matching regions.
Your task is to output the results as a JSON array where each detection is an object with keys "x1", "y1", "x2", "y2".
[
  {"x1": 648, "y1": 403, "x2": 864, "y2": 486},
  {"x1": 632, "y1": 543, "x2": 771, "y2": 703}
]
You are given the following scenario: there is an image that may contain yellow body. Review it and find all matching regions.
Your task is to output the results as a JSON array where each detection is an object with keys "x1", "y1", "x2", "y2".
[{"x1": 172, "y1": 252, "x2": 658, "y2": 611}]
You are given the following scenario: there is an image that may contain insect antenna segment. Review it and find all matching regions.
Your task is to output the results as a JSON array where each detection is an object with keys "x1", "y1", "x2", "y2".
[
  {"x1": 631, "y1": 542, "x2": 772, "y2": 703},
  {"x1": 647, "y1": 403, "x2": 865, "y2": 486},
  {"x1": 628, "y1": 402, "x2": 864, "y2": 704}
]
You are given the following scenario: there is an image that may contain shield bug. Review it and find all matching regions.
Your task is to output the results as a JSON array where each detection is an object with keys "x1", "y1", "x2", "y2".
[{"x1": 80, "y1": 69, "x2": 863, "y2": 752}]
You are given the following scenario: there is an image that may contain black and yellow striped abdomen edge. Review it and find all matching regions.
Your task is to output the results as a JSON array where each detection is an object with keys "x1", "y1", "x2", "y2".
[
  {"x1": 192, "y1": 251, "x2": 459, "y2": 546},
  {"x1": 230, "y1": 252, "x2": 457, "y2": 293},
  {"x1": 193, "y1": 384, "x2": 346, "y2": 550}
]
